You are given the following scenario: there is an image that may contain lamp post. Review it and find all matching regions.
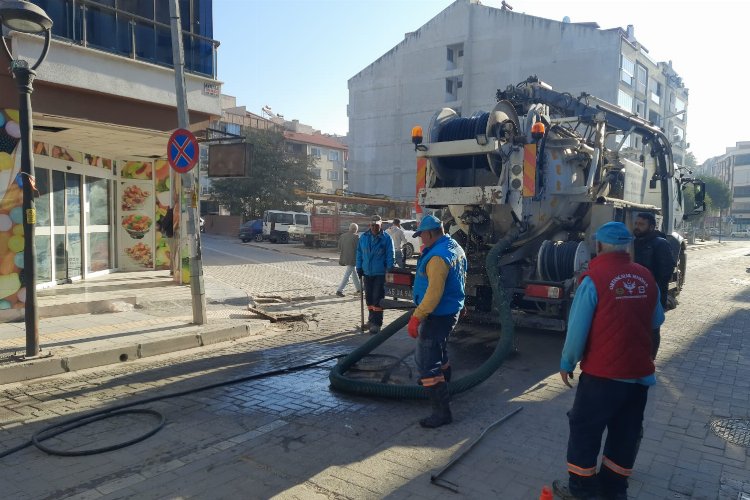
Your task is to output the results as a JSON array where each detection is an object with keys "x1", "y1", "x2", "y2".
[{"x1": 0, "y1": 1, "x2": 53, "y2": 358}]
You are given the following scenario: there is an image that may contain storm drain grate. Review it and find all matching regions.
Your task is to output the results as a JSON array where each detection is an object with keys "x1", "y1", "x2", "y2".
[{"x1": 710, "y1": 418, "x2": 750, "y2": 447}]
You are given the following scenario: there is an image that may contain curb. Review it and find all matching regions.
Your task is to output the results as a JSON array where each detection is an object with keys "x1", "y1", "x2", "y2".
[
  {"x1": 0, "y1": 321, "x2": 271, "y2": 385},
  {"x1": 241, "y1": 241, "x2": 338, "y2": 262},
  {"x1": 0, "y1": 296, "x2": 139, "y2": 323}
]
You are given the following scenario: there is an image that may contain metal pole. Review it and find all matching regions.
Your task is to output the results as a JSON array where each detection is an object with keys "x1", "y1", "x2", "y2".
[
  {"x1": 14, "y1": 63, "x2": 40, "y2": 357},
  {"x1": 169, "y1": 0, "x2": 206, "y2": 324}
]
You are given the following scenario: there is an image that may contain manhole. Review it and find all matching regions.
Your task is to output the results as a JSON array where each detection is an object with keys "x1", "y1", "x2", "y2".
[{"x1": 710, "y1": 418, "x2": 750, "y2": 447}]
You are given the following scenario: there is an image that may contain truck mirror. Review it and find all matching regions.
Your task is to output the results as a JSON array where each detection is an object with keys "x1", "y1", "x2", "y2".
[{"x1": 683, "y1": 181, "x2": 706, "y2": 220}]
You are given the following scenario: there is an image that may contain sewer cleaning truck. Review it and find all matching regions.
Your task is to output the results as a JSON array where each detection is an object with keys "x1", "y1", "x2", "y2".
[{"x1": 386, "y1": 76, "x2": 705, "y2": 331}]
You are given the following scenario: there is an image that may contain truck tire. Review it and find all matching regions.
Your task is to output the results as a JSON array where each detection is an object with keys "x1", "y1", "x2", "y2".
[
  {"x1": 279, "y1": 232, "x2": 289, "y2": 244},
  {"x1": 677, "y1": 246, "x2": 687, "y2": 291},
  {"x1": 403, "y1": 243, "x2": 414, "y2": 259},
  {"x1": 254, "y1": 234, "x2": 263, "y2": 242}
]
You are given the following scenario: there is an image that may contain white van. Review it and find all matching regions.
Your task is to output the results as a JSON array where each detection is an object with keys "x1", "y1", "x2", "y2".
[{"x1": 263, "y1": 210, "x2": 310, "y2": 243}]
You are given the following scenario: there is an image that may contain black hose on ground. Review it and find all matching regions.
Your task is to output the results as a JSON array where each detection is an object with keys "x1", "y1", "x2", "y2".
[
  {"x1": 328, "y1": 229, "x2": 519, "y2": 399},
  {"x1": 0, "y1": 354, "x2": 344, "y2": 459}
]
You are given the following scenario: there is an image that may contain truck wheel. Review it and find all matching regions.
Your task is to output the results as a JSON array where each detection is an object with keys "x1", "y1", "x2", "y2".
[
  {"x1": 677, "y1": 247, "x2": 687, "y2": 291},
  {"x1": 280, "y1": 233, "x2": 289, "y2": 244},
  {"x1": 403, "y1": 243, "x2": 414, "y2": 259},
  {"x1": 254, "y1": 234, "x2": 264, "y2": 242}
]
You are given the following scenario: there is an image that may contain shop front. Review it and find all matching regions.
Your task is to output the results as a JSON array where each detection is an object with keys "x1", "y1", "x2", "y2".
[{"x1": 0, "y1": 107, "x2": 177, "y2": 311}]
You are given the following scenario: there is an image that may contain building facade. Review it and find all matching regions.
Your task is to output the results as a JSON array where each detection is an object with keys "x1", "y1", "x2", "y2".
[
  {"x1": 699, "y1": 142, "x2": 750, "y2": 229},
  {"x1": 201, "y1": 98, "x2": 348, "y2": 213},
  {"x1": 283, "y1": 127, "x2": 348, "y2": 195},
  {"x1": 348, "y1": 0, "x2": 689, "y2": 199},
  {"x1": 0, "y1": 0, "x2": 221, "y2": 304}
]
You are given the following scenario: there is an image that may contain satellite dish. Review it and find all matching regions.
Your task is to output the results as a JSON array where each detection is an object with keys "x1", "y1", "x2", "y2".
[{"x1": 563, "y1": 16, "x2": 571, "y2": 23}]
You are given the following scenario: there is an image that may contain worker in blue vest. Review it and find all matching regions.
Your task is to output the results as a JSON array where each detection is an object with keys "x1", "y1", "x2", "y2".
[
  {"x1": 356, "y1": 215, "x2": 394, "y2": 334},
  {"x1": 407, "y1": 215, "x2": 467, "y2": 428}
]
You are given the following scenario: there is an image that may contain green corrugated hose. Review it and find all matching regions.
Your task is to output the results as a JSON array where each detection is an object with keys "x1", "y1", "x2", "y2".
[{"x1": 329, "y1": 228, "x2": 519, "y2": 399}]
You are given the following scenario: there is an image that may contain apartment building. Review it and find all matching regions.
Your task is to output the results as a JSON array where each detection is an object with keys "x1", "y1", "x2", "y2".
[
  {"x1": 283, "y1": 126, "x2": 348, "y2": 194},
  {"x1": 201, "y1": 97, "x2": 348, "y2": 210},
  {"x1": 699, "y1": 142, "x2": 750, "y2": 229},
  {"x1": 348, "y1": 0, "x2": 689, "y2": 199},
  {"x1": 0, "y1": 0, "x2": 221, "y2": 303}
]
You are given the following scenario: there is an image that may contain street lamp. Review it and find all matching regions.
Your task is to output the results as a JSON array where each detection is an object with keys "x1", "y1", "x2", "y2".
[{"x1": 0, "y1": 1, "x2": 53, "y2": 358}]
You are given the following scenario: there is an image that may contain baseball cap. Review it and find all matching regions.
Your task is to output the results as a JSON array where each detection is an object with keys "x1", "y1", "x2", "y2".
[
  {"x1": 370, "y1": 215, "x2": 382, "y2": 225},
  {"x1": 413, "y1": 215, "x2": 442, "y2": 237},
  {"x1": 595, "y1": 221, "x2": 634, "y2": 245}
]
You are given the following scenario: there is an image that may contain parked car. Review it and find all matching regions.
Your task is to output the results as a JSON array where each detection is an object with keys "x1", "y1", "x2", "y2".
[
  {"x1": 730, "y1": 229, "x2": 750, "y2": 238},
  {"x1": 239, "y1": 219, "x2": 263, "y2": 242},
  {"x1": 383, "y1": 219, "x2": 422, "y2": 259}
]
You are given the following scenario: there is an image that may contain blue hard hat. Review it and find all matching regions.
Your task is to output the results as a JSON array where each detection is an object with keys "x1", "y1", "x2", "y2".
[
  {"x1": 413, "y1": 215, "x2": 442, "y2": 237},
  {"x1": 595, "y1": 221, "x2": 634, "y2": 245}
]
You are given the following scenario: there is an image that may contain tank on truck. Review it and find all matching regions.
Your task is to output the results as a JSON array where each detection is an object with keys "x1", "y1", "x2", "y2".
[{"x1": 407, "y1": 76, "x2": 705, "y2": 331}]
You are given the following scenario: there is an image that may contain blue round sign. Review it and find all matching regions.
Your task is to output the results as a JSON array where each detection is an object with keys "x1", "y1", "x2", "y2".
[{"x1": 168, "y1": 128, "x2": 199, "y2": 173}]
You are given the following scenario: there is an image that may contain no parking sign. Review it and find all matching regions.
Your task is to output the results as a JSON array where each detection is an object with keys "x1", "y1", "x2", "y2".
[{"x1": 167, "y1": 128, "x2": 199, "y2": 173}]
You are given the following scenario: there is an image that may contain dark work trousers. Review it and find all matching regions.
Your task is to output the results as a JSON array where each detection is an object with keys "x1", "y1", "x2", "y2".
[
  {"x1": 415, "y1": 312, "x2": 459, "y2": 386},
  {"x1": 567, "y1": 373, "x2": 649, "y2": 497},
  {"x1": 363, "y1": 274, "x2": 386, "y2": 327}
]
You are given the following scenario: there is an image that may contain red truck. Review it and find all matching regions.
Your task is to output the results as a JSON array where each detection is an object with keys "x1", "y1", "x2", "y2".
[{"x1": 303, "y1": 211, "x2": 371, "y2": 248}]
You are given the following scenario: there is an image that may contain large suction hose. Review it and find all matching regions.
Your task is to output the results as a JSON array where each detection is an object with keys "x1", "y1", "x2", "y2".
[{"x1": 329, "y1": 229, "x2": 519, "y2": 399}]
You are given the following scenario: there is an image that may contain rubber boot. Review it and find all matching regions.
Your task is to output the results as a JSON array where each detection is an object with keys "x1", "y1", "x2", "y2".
[{"x1": 419, "y1": 383, "x2": 452, "y2": 428}]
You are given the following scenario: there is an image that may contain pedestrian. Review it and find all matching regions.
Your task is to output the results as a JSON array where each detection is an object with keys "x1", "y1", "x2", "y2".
[
  {"x1": 336, "y1": 223, "x2": 362, "y2": 297},
  {"x1": 406, "y1": 215, "x2": 466, "y2": 428},
  {"x1": 554, "y1": 222, "x2": 665, "y2": 500},
  {"x1": 633, "y1": 212, "x2": 675, "y2": 359},
  {"x1": 356, "y1": 215, "x2": 394, "y2": 334},
  {"x1": 633, "y1": 212, "x2": 675, "y2": 310},
  {"x1": 386, "y1": 218, "x2": 407, "y2": 268},
  {"x1": 157, "y1": 206, "x2": 175, "y2": 276}
]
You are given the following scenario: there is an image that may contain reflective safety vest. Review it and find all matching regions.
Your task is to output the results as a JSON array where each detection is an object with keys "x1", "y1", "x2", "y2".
[
  {"x1": 413, "y1": 235, "x2": 466, "y2": 315},
  {"x1": 579, "y1": 252, "x2": 657, "y2": 379}
]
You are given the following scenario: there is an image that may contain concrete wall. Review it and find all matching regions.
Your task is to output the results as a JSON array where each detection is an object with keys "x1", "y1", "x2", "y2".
[
  {"x1": 203, "y1": 215, "x2": 243, "y2": 236},
  {"x1": 348, "y1": 0, "x2": 621, "y2": 199},
  {"x1": 13, "y1": 33, "x2": 221, "y2": 118}
]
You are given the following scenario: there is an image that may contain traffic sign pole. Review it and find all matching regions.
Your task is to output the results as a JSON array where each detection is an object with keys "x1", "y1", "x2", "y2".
[{"x1": 169, "y1": 0, "x2": 206, "y2": 325}]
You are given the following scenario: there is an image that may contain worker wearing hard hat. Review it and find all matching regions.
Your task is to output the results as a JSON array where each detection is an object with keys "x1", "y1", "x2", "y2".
[
  {"x1": 356, "y1": 215, "x2": 394, "y2": 334},
  {"x1": 555, "y1": 222, "x2": 664, "y2": 500},
  {"x1": 407, "y1": 215, "x2": 466, "y2": 428}
]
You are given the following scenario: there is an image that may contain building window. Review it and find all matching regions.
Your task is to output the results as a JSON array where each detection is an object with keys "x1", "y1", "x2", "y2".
[
  {"x1": 672, "y1": 125, "x2": 684, "y2": 143},
  {"x1": 734, "y1": 153, "x2": 750, "y2": 166},
  {"x1": 446, "y1": 43, "x2": 464, "y2": 68},
  {"x1": 648, "y1": 110, "x2": 661, "y2": 127},
  {"x1": 328, "y1": 150, "x2": 339, "y2": 162},
  {"x1": 226, "y1": 123, "x2": 241, "y2": 135},
  {"x1": 312, "y1": 168, "x2": 321, "y2": 179},
  {"x1": 635, "y1": 99, "x2": 647, "y2": 119},
  {"x1": 311, "y1": 147, "x2": 321, "y2": 158},
  {"x1": 327, "y1": 170, "x2": 339, "y2": 181},
  {"x1": 636, "y1": 64, "x2": 647, "y2": 95},
  {"x1": 37, "y1": 0, "x2": 216, "y2": 77},
  {"x1": 649, "y1": 79, "x2": 661, "y2": 105},
  {"x1": 674, "y1": 97, "x2": 686, "y2": 118},
  {"x1": 617, "y1": 89, "x2": 633, "y2": 113},
  {"x1": 620, "y1": 54, "x2": 635, "y2": 86},
  {"x1": 446, "y1": 77, "x2": 462, "y2": 102}
]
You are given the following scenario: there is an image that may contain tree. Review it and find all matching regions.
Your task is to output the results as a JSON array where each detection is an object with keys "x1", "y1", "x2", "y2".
[
  {"x1": 699, "y1": 175, "x2": 732, "y2": 212},
  {"x1": 684, "y1": 151, "x2": 698, "y2": 170},
  {"x1": 209, "y1": 128, "x2": 319, "y2": 218}
]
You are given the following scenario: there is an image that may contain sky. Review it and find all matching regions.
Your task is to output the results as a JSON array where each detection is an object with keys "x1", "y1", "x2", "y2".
[{"x1": 214, "y1": 0, "x2": 749, "y2": 164}]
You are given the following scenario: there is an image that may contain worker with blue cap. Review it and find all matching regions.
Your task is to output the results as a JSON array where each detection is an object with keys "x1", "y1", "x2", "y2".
[
  {"x1": 554, "y1": 221, "x2": 665, "y2": 500},
  {"x1": 407, "y1": 215, "x2": 466, "y2": 428}
]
